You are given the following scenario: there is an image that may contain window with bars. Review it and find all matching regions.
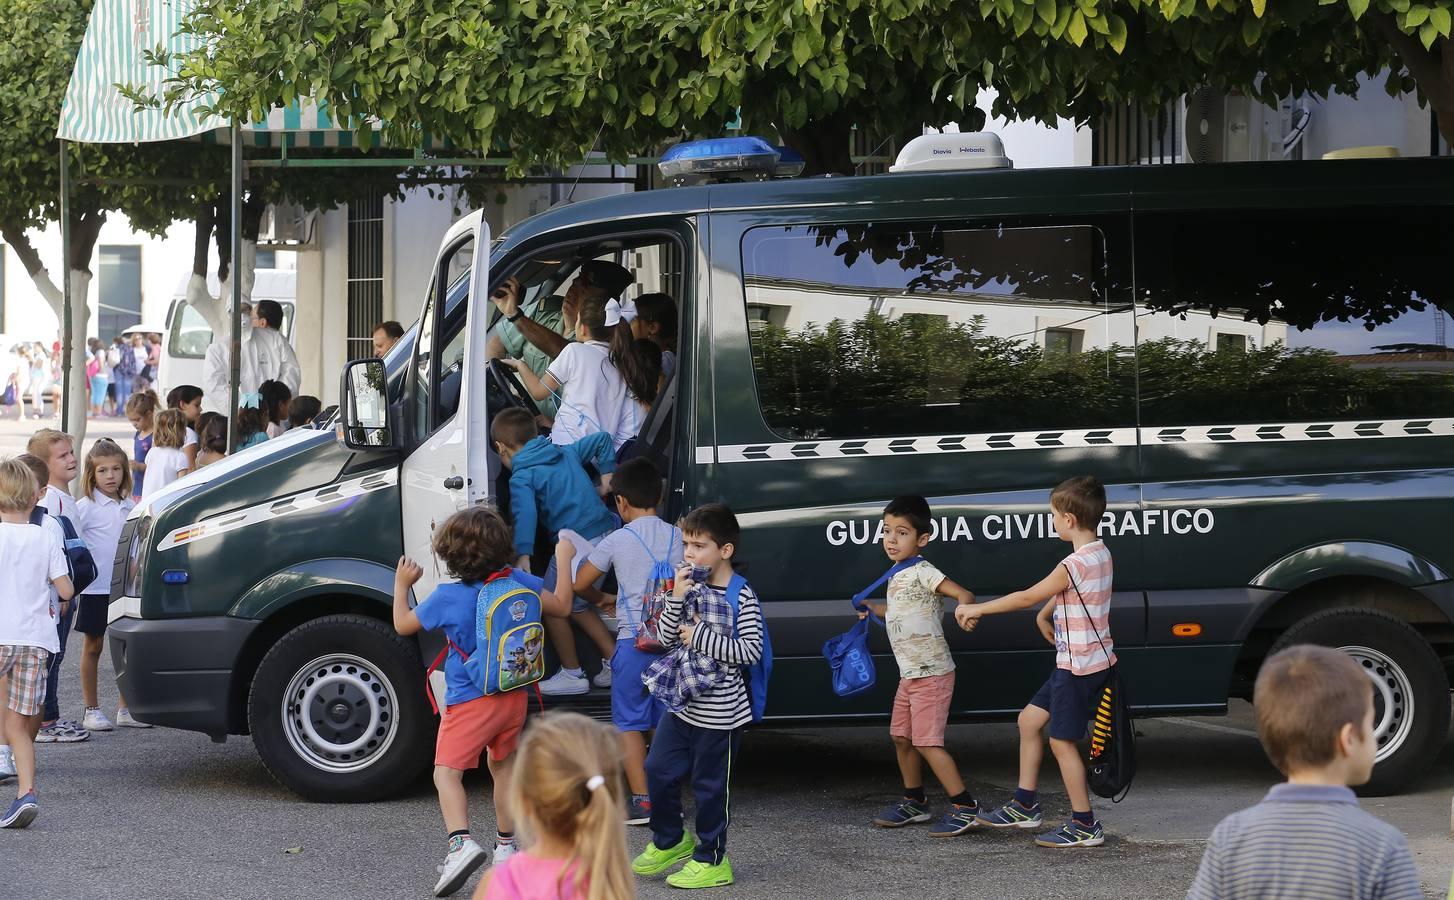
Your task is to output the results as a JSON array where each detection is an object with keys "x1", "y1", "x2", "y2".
[
  {"x1": 1092, "y1": 103, "x2": 1181, "y2": 166},
  {"x1": 347, "y1": 190, "x2": 385, "y2": 361}
]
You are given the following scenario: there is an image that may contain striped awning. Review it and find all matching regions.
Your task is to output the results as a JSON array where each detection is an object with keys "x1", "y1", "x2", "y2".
[{"x1": 57, "y1": 0, "x2": 444, "y2": 149}]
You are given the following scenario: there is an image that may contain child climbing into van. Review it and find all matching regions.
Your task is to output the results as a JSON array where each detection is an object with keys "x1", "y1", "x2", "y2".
[
  {"x1": 635, "y1": 504, "x2": 763, "y2": 889},
  {"x1": 858, "y1": 495, "x2": 979, "y2": 836},
  {"x1": 491, "y1": 407, "x2": 620, "y2": 697},
  {"x1": 473, "y1": 710, "x2": 633, "y2": 900},
  {"x1": 558, "y1": 457, "x2": 680, "y2": 825},
  {"x1": 393, "y1": 507, "x2": 572, "y2": 897},
  {"x1": 955, "y1": 475, "x2": 1115, "y2": 848}
]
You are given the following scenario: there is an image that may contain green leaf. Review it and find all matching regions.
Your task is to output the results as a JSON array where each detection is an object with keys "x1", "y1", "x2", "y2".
[
  {"x1": 1348, "y1": 0, "x2": 1370, "y2": 17},
  {"x1": 1251, "y1": 0, "x2": 1266, "y2": 15},
  {"x1": 792, "y1": 30, "x2": 812, "y2": 65},
  {"x1": 1430, "y1": 5, "x2": 1452, "y2": 34},
  {"x1": 1106, "y1": 12, "x2": 1128, "y2": 50},
  {"x1": 1067, "y1": 9, "x2": 1088, "y2": 43},
  {"x1": 1036, "y1": 0, "x2": 1058, "y2": 26},
  {"x1": 639, "y1": 93, "x2": 656, "y2": 116},
  {"x1": 1242, "y1": 14, "x2": 1263, "y2": 43},
  {"x1": 1404, "y1": 4, "x2": 1430, "y2": 26},
  {"x1": 1419, "y1": 19, "x2": 1438, "y2": 45}
]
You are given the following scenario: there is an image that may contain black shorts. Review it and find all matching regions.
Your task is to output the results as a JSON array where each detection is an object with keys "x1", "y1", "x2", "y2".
[
  {"x1": 75, "y1": 594, "x2": 110, "y2": 637},
  {"x1": 1029, "y1": 668, "x2": 1111, "y2": 741}
]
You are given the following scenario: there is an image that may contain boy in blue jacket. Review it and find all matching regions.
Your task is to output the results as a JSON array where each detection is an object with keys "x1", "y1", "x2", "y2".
[{"x1": 492, "y1": 407, "x2": 618, "y2": 696}]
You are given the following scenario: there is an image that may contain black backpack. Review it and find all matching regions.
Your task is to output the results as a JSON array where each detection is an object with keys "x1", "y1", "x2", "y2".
[
  {"x1": 1063, "y1": 564, "x2": 1137, "y2": 802},
  {"x1": 31, "y1": 508, "x2": 100, "y2": 596}
]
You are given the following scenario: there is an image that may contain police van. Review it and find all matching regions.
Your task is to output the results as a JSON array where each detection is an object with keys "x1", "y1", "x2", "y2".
[{"x1": 108, "y1": 134, "x2": 1454, "y2": 801}]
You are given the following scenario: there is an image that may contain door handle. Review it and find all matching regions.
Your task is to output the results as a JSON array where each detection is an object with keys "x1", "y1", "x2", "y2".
[{"x1": 443, "y1": 475, "x2": 464, "y2": 490}]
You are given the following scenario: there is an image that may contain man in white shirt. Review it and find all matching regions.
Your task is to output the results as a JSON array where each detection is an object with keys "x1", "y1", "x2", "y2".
[
  {"x1": 201, "y1": 301, "x2": 301, "y2": 415},
  {"x1": 251, "y1": 300, "x2": 301, "y2": 393}
]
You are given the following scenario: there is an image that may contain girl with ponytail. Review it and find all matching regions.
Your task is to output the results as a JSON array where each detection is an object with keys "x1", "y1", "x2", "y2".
[{"x1": 477, "y1": 711, "x2": 633, "y2": 900}]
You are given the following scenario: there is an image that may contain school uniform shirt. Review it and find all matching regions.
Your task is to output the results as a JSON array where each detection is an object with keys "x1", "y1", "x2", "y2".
[
  {"x1": 655, "y1": 579, "x2": 764, "y2": 731},
  {"x1": 545, "y1": 340, "x2": 639, "y2": 450},
  {"x1": 78, "y1": 491, "x2": 135, "y2": 595},
  {"x1": 183, "y1": 426, "x2": 198, "y2": 450},
  {"x1": 1054, "y1": 540, "x2": 1116, "y2": 675},
  {"x1": 40, "y1": 484, "x2": 80, "y2": 531},
  {"x1": 140, "y1": 447, "x2": 189, "y2": 500},
  {"x1": 885, "y1": 559, "x2": 954, "y2": 679},
  {"x1": 0, "y1": 522, "x2": 69, "y2": 652},
  {"x1": 587, "y1": 516, "x2": 682, "y2": 640},
  {"x1": 414, "y1": 571, "x2": 546, "y2": 707}
]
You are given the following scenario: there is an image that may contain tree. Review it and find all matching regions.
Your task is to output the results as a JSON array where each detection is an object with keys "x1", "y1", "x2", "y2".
[{"x1": 154, "y1": 0, "x2": 1454, "y2": 177}]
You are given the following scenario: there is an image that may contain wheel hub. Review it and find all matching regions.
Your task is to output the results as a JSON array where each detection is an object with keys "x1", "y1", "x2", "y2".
[
  {"x1": 281, "y1": 654, "x2": 399, "y2": 774},
  {"x1": 1339, "y1": 644, "x2": 1414, "y2": 764}
]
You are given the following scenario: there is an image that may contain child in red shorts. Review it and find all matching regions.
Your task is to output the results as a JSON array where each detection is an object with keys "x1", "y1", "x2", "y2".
[
  {"x1": 393, "y1": 507, "x2": 571, "y2": 898},
  {"x1": 857, "y1": 495, "x2": 979, "y2": 836}
]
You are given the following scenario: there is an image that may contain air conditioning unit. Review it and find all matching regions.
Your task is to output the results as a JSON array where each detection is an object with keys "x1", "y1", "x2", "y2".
[
  {"x1": 1181, "y1": 89, "x2": 1311, "y2": 163},
  {"x1": 258, "y1": 203, "x2": 319, "y2": 250}
]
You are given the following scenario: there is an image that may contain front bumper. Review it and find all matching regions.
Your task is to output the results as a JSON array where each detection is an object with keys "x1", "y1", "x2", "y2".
[{"x1": 108, "y1": 613, "x2": 259, "y2": 737}]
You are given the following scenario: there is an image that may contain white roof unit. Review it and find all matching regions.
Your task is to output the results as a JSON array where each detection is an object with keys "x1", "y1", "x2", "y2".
[{"x1": 889, "y1": 132, "x2": 1013, "y2": 174}]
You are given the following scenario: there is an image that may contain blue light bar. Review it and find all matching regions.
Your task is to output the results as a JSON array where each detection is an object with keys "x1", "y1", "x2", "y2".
[
  {"x1": 658, "y1": 137, "x2": 789, "y2": 186},
  {"x1": 774, "y1": 145, "x2": 806, "y2": 178},
  {"x1": 161, "y1": 569, "x2": 190, "y2": 585}
]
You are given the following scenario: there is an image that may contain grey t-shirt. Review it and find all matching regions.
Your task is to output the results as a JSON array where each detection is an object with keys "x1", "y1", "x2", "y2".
[{"x1": 587, "y1": 516, "x2": 682, "y2": 641}]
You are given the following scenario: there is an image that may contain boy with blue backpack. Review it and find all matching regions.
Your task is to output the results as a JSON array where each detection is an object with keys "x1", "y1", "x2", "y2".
[
  {"x1": 393, "y1": 506, "x2": 572, "y2": 898},
  {"x1": 857, "y1": 495, "x2": 980, "y2": 836},
  {"x1": 556, "y1": 457, "x2": 681, "y2": 826},
  {"x1": 635, "y1": 503, "x2": 770, "y2": 890}
]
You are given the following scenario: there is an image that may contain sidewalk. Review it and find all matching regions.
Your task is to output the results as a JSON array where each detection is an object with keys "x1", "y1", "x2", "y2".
[{"x1": 0, "y1": 412, "x2": 135, "y2": 459}]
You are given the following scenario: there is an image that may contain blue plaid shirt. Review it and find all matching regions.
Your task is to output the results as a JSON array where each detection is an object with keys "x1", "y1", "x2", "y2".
[{"x1": 643, "y1": 577, "x2": 763, "y2": 730}]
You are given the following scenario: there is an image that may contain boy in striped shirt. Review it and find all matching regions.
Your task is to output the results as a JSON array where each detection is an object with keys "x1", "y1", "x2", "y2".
[
  {"x1": 1186, "y1": 645, "x2": 1421, "y2": 900},
  {"x1": 634, "y1": 504, "x2": 763, "y2": 889},
  {"x1": 955, "y1": 475, "x2": 1115, "y2": 848}
]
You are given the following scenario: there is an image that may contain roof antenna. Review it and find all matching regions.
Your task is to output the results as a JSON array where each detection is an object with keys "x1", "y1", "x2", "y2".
[{"x1": 564, "y1": 121, "x2": 609, "y2": 206}]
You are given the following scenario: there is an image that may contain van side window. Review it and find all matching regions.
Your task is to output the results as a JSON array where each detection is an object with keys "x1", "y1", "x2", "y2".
[
  {"x1": 1135, "y1": 206, "x2": 1454, "y2": 426},
  {"x1": 415, "y1": 237, "x2": 473, "y2": 437},
  {"x1": 741, "y1": 220, "x2": 1133, "y2": 440}
]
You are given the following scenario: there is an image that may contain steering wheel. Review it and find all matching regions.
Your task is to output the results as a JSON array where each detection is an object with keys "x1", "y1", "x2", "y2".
[{"x1": 487, "y1": 358, "x2": 542, "y2": 418}]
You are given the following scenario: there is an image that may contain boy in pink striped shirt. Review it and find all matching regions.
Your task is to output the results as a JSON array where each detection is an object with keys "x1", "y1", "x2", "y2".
[{"x1": 955, "y1": 475, "x2": 1115, "y2": 848}]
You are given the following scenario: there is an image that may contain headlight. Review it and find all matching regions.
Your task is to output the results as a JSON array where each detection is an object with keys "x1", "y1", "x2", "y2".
[{"x1": 124, "y1": 516, "x2": 152, "y2": 597}]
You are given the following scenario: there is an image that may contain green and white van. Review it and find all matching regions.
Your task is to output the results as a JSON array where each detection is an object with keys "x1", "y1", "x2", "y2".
[{"x1": 109, "y1": 137, "x2": 1454, "y2": 801}]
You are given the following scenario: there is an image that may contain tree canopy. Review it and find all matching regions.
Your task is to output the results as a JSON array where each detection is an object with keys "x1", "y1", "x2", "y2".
[{"x1": 152, "y1": 0, "x2": 1454, "y2": 174}]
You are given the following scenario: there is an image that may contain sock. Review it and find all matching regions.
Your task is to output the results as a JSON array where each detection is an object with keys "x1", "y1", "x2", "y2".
[
  {"x1": 632, "y1": 793, "x2": 650, "y2": 805},
  {"x1": 496, "y1": 830, "x2": 516, "y2": 848},
  {"x1": 563, "y1": 667, "x2": 584, "y2": 677},
  {"x1": 949, "y1": 790, "x2": 976, "y2": 808},
  {"x1": 904, "y1": 786, "x2": 926, "y2": 804},
  {"x1": 1072, "y1": 810, "x2": 1096, "y2": 828},
  {"x1": 447, "y1": 830, "x2": 470, "y2": 852},
  {"x1": 1013, "y1": 788, "x2": 1038, "y2": 809}
]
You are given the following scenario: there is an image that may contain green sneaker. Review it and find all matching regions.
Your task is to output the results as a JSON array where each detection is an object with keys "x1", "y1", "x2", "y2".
[
  {"x1": 632, "y1": 834, "x2": 694, "y2": 876},
  {"x1": 666, "y1": 857, "x2": 734, "y2": 889}
]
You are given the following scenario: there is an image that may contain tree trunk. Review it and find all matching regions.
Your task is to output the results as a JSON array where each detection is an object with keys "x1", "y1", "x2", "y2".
[
  {"x1": 1371, "y1": 20, "x2": 1454, "y2": 146},
  {"x1": 778, "y1": 111, "x2": 856, "y2": 176}
]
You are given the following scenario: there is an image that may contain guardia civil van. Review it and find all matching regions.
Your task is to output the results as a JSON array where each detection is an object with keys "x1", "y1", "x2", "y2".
[{"x1": 109, "y1": 135, "x2": 1454, "y2": 801}]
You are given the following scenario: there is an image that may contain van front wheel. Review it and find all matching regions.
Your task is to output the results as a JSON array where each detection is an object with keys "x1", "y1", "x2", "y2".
[
  {"x1": 1267, "y1": 608, "x2": 1449, "y2": 796},
  {"x1": 249, "y1": 614, "x2": 434, "y2": 802}
]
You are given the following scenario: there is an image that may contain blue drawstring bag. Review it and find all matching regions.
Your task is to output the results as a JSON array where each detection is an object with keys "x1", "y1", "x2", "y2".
[{"x1": 822, "y1": 556, "x2": 924, "y2": 698}]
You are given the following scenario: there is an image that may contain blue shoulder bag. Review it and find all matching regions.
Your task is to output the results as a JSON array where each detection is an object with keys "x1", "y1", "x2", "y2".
[{"x1": 822, "y1": 556, "x2": 924, "y2": 698}]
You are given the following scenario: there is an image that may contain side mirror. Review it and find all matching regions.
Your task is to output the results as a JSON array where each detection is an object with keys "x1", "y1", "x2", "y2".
[{"x1": 340, "y1": 358, "x2": 397, "y2": 450}]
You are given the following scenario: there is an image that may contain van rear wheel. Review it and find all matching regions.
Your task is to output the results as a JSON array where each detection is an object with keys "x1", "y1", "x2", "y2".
[
  {"x1": 1267, "y1": 608, "x2": 1449, "y2": 796},
  {"x1": 249, "y1": 614, "x2": 434, "y2": 802}
]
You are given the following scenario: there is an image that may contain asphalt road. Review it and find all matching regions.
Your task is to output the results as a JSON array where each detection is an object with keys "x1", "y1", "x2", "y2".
[{"x1": 6, "y1": 649, "x2": 1453, "y2": 900}]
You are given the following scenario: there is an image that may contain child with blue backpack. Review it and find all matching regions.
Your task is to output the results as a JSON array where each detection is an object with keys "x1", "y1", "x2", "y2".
[
  {"x1": 635, "y1": 503, "x2": 769, "y2": 890},
  {"x1": 858, "y1": 495, "x2": 979, "y2": 836},
  {"x1": 393, "y1": 506, "x2": 572, "y2": 898},
  {"x1": 557, "y1": 457, "x2": 681, "y2": 826}
]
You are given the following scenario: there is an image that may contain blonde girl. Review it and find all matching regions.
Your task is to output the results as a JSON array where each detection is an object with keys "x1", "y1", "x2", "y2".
[
  {"x1": 141, "y1": 409, "x2": 191, "y2": 500},
  {"x1": 75, "y1": 440, "x2": 148, "y2": 730},
  {"x1": 125, "y1": 391, "x2": 159, "y2": 500},
  {"x1": 475, "y1": 711, "x2": 633, "y2": 900}
]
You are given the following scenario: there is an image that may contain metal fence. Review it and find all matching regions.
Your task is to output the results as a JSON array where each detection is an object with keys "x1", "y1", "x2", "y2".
[{"x1": 346, "y1": 189, "x2": 385, "y2": 362}]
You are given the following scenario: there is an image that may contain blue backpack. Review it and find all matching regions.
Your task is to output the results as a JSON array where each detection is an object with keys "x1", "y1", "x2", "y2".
[
  {"x1": 29, "y1": 509, "x2": 99, "y2": 595},
  {"x1": 823, "y1": 557, "x2": 924, "y2": 698},
  {"x1": 426, "y1": 569, "x2": 544, "y2": 714},
  {"x1": 725, "y1": 573, "x2": 773, "y2": 722}
]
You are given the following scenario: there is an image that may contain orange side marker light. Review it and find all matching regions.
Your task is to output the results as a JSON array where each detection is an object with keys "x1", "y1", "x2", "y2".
[{"x1": 1172, "y1": 623, "x2": 1202, "y2": 638}]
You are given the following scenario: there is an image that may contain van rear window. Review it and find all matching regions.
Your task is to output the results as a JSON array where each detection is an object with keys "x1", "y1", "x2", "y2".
[{"x1": 741, "y1": 220, "x2": 1134, "y2": 441}]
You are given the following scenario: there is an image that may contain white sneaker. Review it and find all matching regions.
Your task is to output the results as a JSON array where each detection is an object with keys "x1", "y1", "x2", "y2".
[
  {"x1": 83, "y1": 708, "x2": 115, "y2": 732},
  {"x1": 537, "y1": 668, "x2": 589, "y2": 696},
  {"x1": 592, "y1": 662, "x2": 612, "y2": 688},
  {"x1": 0, "y1": 745, "x2": 14, "y2": 782},
  {"x1": 493, "y1": 843, "x2": 517, "y2": 865},
  {"x1": 432, "y1": 838, "x2": 487, "y2": 897},
  {"x1": 116, "y1": 708, "x2": 152, "y2": 729}
]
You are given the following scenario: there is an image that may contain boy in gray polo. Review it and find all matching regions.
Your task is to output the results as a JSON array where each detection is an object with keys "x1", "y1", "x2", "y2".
[{"x1": 1186, "y1": 645, "x2": 1422, "y2": 900}]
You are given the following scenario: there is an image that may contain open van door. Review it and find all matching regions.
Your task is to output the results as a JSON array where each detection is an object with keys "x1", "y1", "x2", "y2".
[{"x1": 397, "y1": 213, "x2": 492, "y2": 598}]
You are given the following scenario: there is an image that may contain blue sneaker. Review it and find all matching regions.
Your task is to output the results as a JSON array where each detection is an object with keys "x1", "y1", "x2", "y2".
[
  {"x1": 1035, "y1": 819, "x2": 1105, "y2": 848},
  {"x1": 1, "y1": 791, "x2": 38, "y2": 829},
  {"x1": 625, "y1": 796, "x2": 651, "y2": 826},
  {"x1": 928, "y1": 803, "x2": 980, "y2": 836},
  {"x1": 975, "y1": 800, "x2": 1043, "y2": 829},
  {"x1": 873, "y1": 797, "x2": 932, "y2": 827}
]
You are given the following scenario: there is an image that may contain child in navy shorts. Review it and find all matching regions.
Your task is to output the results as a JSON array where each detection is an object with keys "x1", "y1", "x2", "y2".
[
  {"x1": 557, "y1": 457, "x2": 679, "y2": 826},
  {"x1": 393, "y1": 507, "x2": 572, "y2": 897},
  {"x1": 956, "y1": 475, "x2": 1116, "y2": 848}
]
